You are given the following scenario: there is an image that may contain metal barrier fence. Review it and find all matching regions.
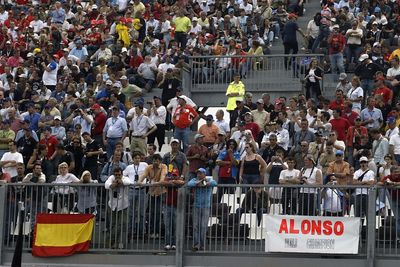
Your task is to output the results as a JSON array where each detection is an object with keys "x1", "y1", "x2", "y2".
[
  {"x1": 1, "y1": 183, "x2": 399, "y2": 258},
  {"x1": 187, "y1": 54, "x2": 325, "y2": 92}
]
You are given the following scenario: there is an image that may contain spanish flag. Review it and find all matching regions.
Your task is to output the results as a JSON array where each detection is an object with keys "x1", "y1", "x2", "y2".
[{"x1": 32, "y1": 214, "x2": 94, "y2": 257}]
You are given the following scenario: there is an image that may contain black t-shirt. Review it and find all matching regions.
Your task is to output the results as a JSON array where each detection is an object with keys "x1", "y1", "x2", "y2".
[
  {"x1": 283, "y1": 21, "x2": 299, "y2": 43},
  {"x1": 85, "y1": 140, "x2": 100, "y2": 165},
  {"x1": 16, "y1": 136, "x2": 38, "y2": 161}
]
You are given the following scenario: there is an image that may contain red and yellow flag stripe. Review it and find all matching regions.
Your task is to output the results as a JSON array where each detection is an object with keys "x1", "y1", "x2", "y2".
[{"x1": 32, "y1": 214, "x2": 94, "y2": 257}]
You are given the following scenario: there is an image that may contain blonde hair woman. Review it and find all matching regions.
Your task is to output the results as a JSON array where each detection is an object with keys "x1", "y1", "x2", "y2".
[
  {"x1": 52, "y1": 162, "x2": 80, "y2": 213},
  {"x1": 77, "y1": 171, "x2": 98, "y2": 214}
]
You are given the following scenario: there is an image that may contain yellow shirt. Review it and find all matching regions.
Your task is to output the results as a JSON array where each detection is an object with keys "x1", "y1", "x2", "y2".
[
  {"x1": 173, "y1": 16, "x2": 191, "y2": 33},
  {"x1": 226, "y1": 81, "x2": 245, "y2": 111},
  {"x1": 116, "y1": 23, "x2": 130, "y2": 47},
  {"x1": 0, "y1": 129, "x2": 15, "y2": 150}
]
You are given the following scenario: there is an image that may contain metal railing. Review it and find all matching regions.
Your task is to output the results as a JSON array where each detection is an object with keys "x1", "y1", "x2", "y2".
[
  {"x1": 1, "y1": 183, "x2": 399, "y2": 262},
  {"x1": 187, "y1": 54, "x2": 325, "y2": 93}
]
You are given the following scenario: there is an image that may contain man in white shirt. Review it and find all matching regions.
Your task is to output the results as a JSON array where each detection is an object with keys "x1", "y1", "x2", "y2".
[
  {"x1": 129, "y1": 105, "x2": 157, "y2": 156},
  {"x1": 385, "y1": 117, "x2": 399, "y2": 140},
  {"x1": 215, "y1": 109, "x2": 230, "y2": 137},
  {"x1": 123, "y1": 152, "x2": 148, "y2": 236},
  {"x1": 105, "y1": 167, "x2": 131, "y2": 248},
  {"x1": 371, "y1": 128, "x2": 389, "y2": 165},
  {"x1": 0, "y1": 141, "x2": 23, "y2": 177},
  {"x1": 29, "y1": 13, "x2": 44, "y2": 34},
  {"x1": 279, "y1": 157, "x2": 300, "y2": 215},
  {"x1": 352, "y1": 157, "x2": 375, "y2": 218},
  {"x1": 65, "y1": 107, "x2": 93, "y2": 135}
]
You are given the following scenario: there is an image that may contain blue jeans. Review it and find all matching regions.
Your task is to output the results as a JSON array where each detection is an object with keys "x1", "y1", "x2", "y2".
[
  {"x1": 347, "y1": 147, "x2": 355, "y2": 167},
  {"x1": 163, "y1": 205, "x2": 177, "y2": 245},
  {"x1": 395, "y1": 154, "x2": 400, "y2": 165},
  {"x1": 106, "y1": 137, "x2": 121, "y2": 159},
  {"x1": 192, "y1": 206, "x2": 210, "y2": 248},
  {"x1": 174, "y1": 127, "x2": 190, "y2": 153},
  {"x1": 129, "y1": 188, "x2": 147, "y2": 235},
  {"x1": 329, "y1": 53, "x2": 345, "y2": 75}
]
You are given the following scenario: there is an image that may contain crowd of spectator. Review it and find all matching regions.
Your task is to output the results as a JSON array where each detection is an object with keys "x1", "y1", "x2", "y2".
[{"x1": 2, "y1": 0, "x2": 400, "y2": 252}]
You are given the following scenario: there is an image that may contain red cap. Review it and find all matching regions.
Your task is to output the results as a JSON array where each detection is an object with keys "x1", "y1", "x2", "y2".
[
  {"x1": 235, "y1": 44, "x2": 241, "y2": 49},
  {"x1": 91, "y1": 103, "x2": 101, "y2": 110},
  {"x1": 288, "y1": 13, "x2": 298, "y2": 19},
  {"x1": 53, "y1": 54, "x2": 60, "y2": 59},
  {"x1": 119, "y1": 17, "x2": 126, "y2": 23}
]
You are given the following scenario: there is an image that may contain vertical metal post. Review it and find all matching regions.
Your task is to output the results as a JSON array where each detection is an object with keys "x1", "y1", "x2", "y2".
[
  {"x1": 175, "y1": 187, "x2": 187, "y2": 267},
  {"x1": 0, "y1": 185, "x2": 7, "y2": 264},
  {"x1": 366, "y1": 187, "x2": 376, "y2": 267}
]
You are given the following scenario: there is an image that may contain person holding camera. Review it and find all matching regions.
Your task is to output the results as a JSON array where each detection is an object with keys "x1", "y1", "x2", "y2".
[
  {"x1": 65, "y1": 105, "x2": 94, "y2": 135},
  {"x1": 123, "y1": 152, "x2": 149, "y2": 238},
  {"x1": 188, "y1": 168, "x2": 217, "y2": 251},
  {"x1": 321, "y1": 174, "x2": 345, "y2": 217},
  {"x1": 296, "y1": 154, "x2": 322, "y2": 216},
  {"x1": 105, "y1": 167, "x2": 132, "y2": 249}
]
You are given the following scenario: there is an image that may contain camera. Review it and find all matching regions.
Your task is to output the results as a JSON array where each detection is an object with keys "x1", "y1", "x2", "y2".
[
  {"x1": 201, "y1": 180, "x2": 207, "y2": 186},
  {"x1": 113, "y1": 191, "x2": 118, "y2": 198},
  {"x1": 135, "y1": 174, "x2": 139, "y2": 181}
]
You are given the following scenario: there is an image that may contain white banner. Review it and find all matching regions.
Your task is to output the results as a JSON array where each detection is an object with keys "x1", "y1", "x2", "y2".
[{"x1": 264, "y1": 215, "x2": 360, "y2": 254}]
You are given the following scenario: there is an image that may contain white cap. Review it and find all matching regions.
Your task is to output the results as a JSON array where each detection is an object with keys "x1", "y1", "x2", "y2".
[
  {"x1": 359, "y1": 54, "x2": 369, "y2": 62},
  {"x1": 120, "y1": 75, "x2": 128, "y2": 80},
  {"x1": 121, "y1": 47, "x2": 128, "y2": 53},
  {"x1": 27, "y1": 53, "x2": 33, "y2": 57},
  {"x1": 92, "y1": 4, "x2": 98, "y2": 9},
  {"x1": 54, "y1": 116, "x2": 61, "y2": 120},
  {"x1": 18, "y1": 74, "x2": 27, "y2": 78},
  {"x1": 192, "y1": 17, "x2": 198, "y2": 21},
  {"x1": 170, "y1": 138, "x2": 180, "y2": 144},
  {"x1": 359, "y1": 156, "x2": 369, "y2": 162}
]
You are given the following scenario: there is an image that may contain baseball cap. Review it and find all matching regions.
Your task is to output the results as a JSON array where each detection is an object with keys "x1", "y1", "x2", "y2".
[
  {"x1": 387, "y1": 117, "x2": 396, "y2": 124},
  {"x1": 359, "y1": 54, "x2": 369, "y2": 62},
  {"x1": 194, "y1": 133, "x2": 204, "y2": 140},
  {"x1": 120, "y1": 75, "x2": 128, "y2": 80},
  {"x1": 339, "y1": 73, "x2": 347, "y2": 80},
  {"x1": 113, "y1": 82, "x2": 121, "y2": 88},
  {"x1": 196, "y1": 168, "x2": 207, "y2": 174},
  {"x1": 54, "y1": 116, "x2": 61, "y2": 120},
  {"x1": 332, "y1": 24, "x2": 340, "y2": 29},
  {"x1": 106, "y1": 80, "x2": 113, "y2": 85},
  {"x1": 256, "y1": 99, "x2": 264, "y2": 104},
  {"x1": 359, "y1": 156, "x2": 369, "y2": 162},
  {"x1": 170, "y1": 138, "x2": 180, "y2": 144},
  {"x1": 121, "y1": 47, "x2": 128, "y2": 53},
  {"x1": 91, "y1": 103, "x2": 101, "y2": 110},
  {"x1": 335, "y1": 150, "x2": 344, "y2": 156}
]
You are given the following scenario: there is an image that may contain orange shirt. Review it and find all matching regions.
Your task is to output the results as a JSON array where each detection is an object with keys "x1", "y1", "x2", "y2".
[{"x1": 198, "y1": 124, "x2": 219, "y2": 144}]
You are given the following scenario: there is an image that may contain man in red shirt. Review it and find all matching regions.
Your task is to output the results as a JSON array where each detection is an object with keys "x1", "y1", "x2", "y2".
[
  {"x1": 39, "y1": 126, "x2": 58, "y2": 160},
  {"x1": 91, "y1": 103, "x2": 107, "y2": 146},
  {"x1": 173, "y1": 97, "x2": 199, "y2": 152},
  {"x1": 186, "y1": 134, "x2": 209, "y2": 179},
  {"x1": 373, "y1": 76, "x2": 393, "y2": 105},
  {"x1": 330, "y1": 108, "x2": 350, "y2": 141},
  {"x1": 329, "y1": 89, "x2": 345, "y2": 111},
  {"x1": 243, "y1": 112, "x2": 260, "y2": 140},
  {"x1": 327, "y1": 24, "x2": 346, "y2": 74},
  {"x1": 342, "y1": 101, "x2": 359, "y2": 126}
]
